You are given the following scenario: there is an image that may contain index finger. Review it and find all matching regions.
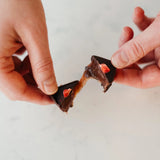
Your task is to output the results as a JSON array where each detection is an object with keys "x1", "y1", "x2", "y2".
[{"x1": 111, "y1": 16, "x2": 160, "y2": 68}]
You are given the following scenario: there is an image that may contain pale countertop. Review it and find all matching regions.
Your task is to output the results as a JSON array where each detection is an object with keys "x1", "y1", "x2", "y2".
[{"x1": 1, "y1": 0, "x2": 160, "y2": 160}]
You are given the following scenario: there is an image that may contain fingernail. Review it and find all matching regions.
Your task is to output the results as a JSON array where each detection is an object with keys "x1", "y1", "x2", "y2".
[
  {"x1": 112, "y1": 51, "x2": 129, "y2": 68},
  {"x1": 43, "y1": 76, "x2": 58, "y2": 95}
]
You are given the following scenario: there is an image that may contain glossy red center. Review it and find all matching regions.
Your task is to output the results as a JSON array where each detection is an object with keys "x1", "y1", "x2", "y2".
[
  {"x1": 63, "y1": 88, "x2": 72, "y2": 98},
  {"x1": 99, "y1": 64, "x2": 110, "y2": 74}
]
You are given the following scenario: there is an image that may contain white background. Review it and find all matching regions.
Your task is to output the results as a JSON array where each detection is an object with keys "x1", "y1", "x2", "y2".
[{"x1": 0, "y1": 0, "x2": 160, "y2": 159}]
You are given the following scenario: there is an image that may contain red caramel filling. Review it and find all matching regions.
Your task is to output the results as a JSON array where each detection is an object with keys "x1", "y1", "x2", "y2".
[
  {"x1": 63, "y1": 88, "x2": 72, "y2": 98},
  {"x1": 99, "y1": 64, "x2": 110, "y2": 74}
]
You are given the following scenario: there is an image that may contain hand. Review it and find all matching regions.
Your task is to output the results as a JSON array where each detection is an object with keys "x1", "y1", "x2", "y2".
[
  {"x1": 0, "y1": 0, "x2": 57, "y2": 104},
  {"x1": 112, "y1": 7, "x2": 160, "y2": 88}
]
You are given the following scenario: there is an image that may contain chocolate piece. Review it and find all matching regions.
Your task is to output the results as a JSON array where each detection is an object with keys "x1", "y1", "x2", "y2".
[
  {"x1": 50, "y1": 81, "x2": 79, "y2": 112},
  {"x1": 85, "y1": 55, "x2": 116, "y2": 92},
  {"x1": 51, "y1": 55, "x2": 116, "y2": 112}
]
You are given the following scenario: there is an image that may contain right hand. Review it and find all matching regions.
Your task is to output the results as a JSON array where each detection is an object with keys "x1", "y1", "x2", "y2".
[{"x1": 112, "y1": 7, "x2": 160, "y2": 88}]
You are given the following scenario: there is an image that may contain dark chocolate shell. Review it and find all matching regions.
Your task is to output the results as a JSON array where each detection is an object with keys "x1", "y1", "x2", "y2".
[
  {"x1": 50, "y1": 81, "x2": 79, "y2": 112},
  {"x1": 85, "y1": 55, "x2": 116, "y2": 92}
]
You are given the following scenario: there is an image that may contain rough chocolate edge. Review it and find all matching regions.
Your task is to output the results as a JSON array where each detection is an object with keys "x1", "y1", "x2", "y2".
[
  {"x1": 91, "y1": 55, "x2": 116, "y2": 83},
  {"x1": 85, "y1": 55, "x2": 116, "y2": 92},
  {"x1": 50, "y1": 80, "x2": 79, "y2": 112}
]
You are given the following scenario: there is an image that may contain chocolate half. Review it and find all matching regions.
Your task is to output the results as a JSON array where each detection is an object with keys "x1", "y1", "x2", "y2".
[
  {"x1": 85, "y1": 55, "x2": 116, "y2": 92},
  {"x1": 50, "y1": 80, "x2": 79, "y2": 112}
]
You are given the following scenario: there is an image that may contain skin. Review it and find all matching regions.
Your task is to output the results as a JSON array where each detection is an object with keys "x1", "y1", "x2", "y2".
[
  {"x1": 0, "y1": 0, "x2": 58, "y2": 105},
  {"x1": 112, "y1": 7, "x2": 160, "y2": 88},
  {"x1": 1, "y1": 3, "x2": 157, "y2": 105}
]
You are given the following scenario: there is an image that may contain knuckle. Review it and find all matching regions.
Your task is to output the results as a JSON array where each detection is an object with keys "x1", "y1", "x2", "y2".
[
  {"x1": 34, "y1": 57, "x2": 53, "y2": 74},
  {"x1": 158, "y1": 59, "x2": 160, "y2": 68},
  {"x1": 126, "y1": 40, "x2": 145, "y2": 61},
  {"x1": 8, "y1": 95, "x2": 18, "y2": 101},
  {"x1": 20, "y1": 18, "x2": 48, "y2": 41},
  {"x1": 137, "y1": 71, "x2": 144, "y2": 89},
  {"x1": 154, "y1": 15, "x2": 160, "y2": 30},
  {"x1": 157, "y1": 12, "x2": 160, "y2": 17},
  {"x1": 0, "y1": 57, "x2": 14, "y2": 73},
  {"x1": 8, "y1": 86, "x2": 28, "y2": 101}
]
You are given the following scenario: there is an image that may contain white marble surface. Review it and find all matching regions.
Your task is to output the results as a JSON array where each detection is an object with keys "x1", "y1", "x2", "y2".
[{"x1": 1, "y1": 0, "x2": 160, "y2": 159}]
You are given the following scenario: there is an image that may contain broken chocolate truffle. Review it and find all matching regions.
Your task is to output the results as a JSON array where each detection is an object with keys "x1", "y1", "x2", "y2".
[
  {"x1": 51, "y1": 55, "x2": 116, "y2": 112},
  {"x1": 50, "y1": 81, "x2": 79, "y2": 112},
  {"x1": 85, "y1": 55, "x2": 116, "y2": 92}
]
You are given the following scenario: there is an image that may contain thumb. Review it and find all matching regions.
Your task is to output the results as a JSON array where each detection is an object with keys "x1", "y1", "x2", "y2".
[
  {"x1": 18, "y1": 24, "x2": 58, "y2": 95},
  {"x1": 111, "y1": 16, "x2": 160, "y2": 68}
]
